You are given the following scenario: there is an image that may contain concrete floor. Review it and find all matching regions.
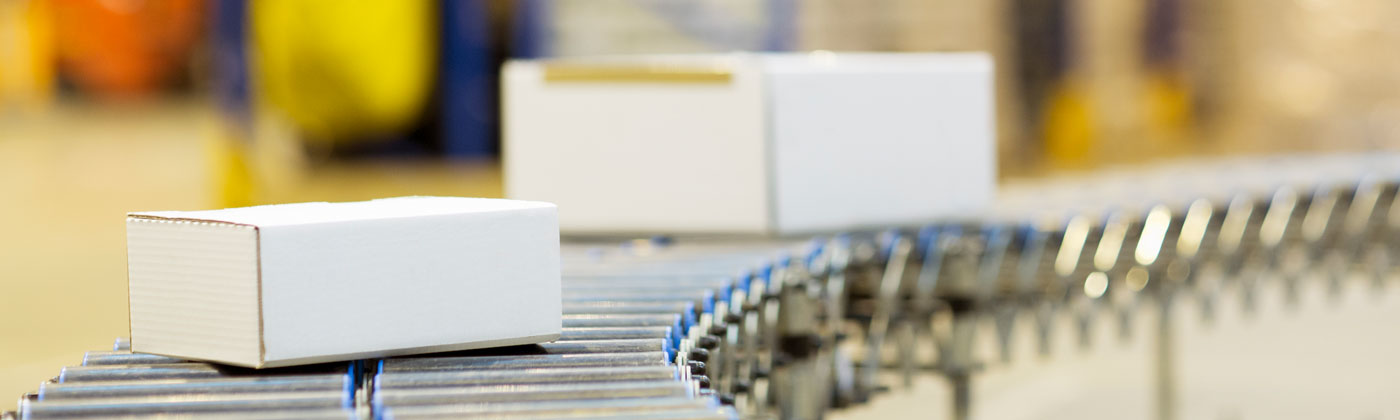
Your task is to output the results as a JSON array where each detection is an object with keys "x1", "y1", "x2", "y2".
[{"x1": 0, "y1": 103, "x2": 208, "y2": 410}]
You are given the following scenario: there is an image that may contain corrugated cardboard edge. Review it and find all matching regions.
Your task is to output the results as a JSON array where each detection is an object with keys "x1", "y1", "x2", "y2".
[
  {"x1": 124, "y1": 214, "x2": 265, "y2": 367},
  {"x1": 254, "y1": 226, "x2": 266, "y2": 368},
  {"x1": 124, "y1": 216, "x2": 134, "y2": 353}
]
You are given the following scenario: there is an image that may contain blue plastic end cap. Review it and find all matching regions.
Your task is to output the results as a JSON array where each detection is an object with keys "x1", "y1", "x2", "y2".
[
  {"x1": 671, "y1": 313, "x2": 687, "y2": 337},
  {"x1": 880, "y1": 230, "x2": 904, "y2": 258},
  {"x1": 679, "y1": 309, "x2": 696, "y2": 331},
  {"x1": 717, "y1": 278, "x2": 734, "y2": 302},
  {"x1": 1016, "y1": 221, "x2": 1035, "y2": 234},
  {"x1": 806, "y1": 245, "x2": 824, "y2": 267},
  {"x1": 663, "y1": 338, "x2": 677, "y2": 362},
  {"x1": 917, "y1": 226, "x2": 940, "y2": 254},
  {"x1": 683, "y1": 301, "x2": 698, "y2": 331},
  {"x1": 758, "y1": 264, "x2": 774, "y2": 288},
  {"x1": 667, "y1": 326, "x2": 682, "y2": 351},
  {"x1": 371, "y1": 392, "x2": 390, "y2": 418}
]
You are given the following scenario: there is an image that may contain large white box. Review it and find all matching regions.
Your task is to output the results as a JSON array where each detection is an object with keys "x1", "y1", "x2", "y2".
[
  {"x1": 504, "y1": 52, "x2": 995, "y2": 235},
  {"x1": 126, "y1": 197, "x2": 561, "y2": 368}
]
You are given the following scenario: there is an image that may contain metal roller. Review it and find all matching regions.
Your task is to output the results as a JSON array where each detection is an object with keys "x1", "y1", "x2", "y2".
[
  {"x1": 372, "y1": 380, "x2": 696, "y2": 407},
  {"x1": 378, "y1": 352, "x2": 670, "y2": 372},
  {"x1": 375, "y1": 397, "x2": 718, "y2": 419},
  {"x1": 37, "y1": 375, "x2": 352, "y2": 401},
  {"x1": 373, "y1": 366, "x2": 679, "y2": 389}
]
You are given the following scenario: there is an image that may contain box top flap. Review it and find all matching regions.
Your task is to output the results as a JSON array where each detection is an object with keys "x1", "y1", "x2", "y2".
[{"x1": 129, "y1": 196, "x2": 555, "y2": 228}]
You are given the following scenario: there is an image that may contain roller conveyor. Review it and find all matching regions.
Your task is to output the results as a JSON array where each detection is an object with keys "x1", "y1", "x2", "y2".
[{"x1": 6, "y1": 155, "x2": 1398, "y2": 420}]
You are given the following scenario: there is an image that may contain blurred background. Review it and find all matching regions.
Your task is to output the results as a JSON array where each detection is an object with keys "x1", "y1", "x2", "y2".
[{"x1": 2, "y1": 0, "x2": 1399, "y2": 417}]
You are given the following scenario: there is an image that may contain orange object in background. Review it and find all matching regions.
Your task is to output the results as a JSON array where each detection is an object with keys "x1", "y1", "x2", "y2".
[{"x1": 50, "y1": 0, "x2": 202, "y2": 99}]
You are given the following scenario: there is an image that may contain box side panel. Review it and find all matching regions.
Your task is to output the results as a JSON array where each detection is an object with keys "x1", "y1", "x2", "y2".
[
  {"x1": 257, "y1": 206, "x2": 562, "y2": 362},
  {"x1": 126, "y1": 217, "x2": 262, "y2": 367},
  {"x1": 768, "y1": 54, "x2": 996, "y2": 233},
  {"x1": 503, "y1": 60, "x2": 770, "y2": 233}
]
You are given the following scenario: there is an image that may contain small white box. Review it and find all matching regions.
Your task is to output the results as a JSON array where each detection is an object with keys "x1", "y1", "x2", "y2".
[
  {"x1": 504, "y1": 52, "x2": 995, "y2": 235},
  {"x1": 126, "y1": 197, "x2": 561, "y2": 368}
]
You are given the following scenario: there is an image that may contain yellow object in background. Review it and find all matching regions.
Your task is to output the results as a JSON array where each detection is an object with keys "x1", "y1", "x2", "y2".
[
  {"x1": 1143, "y1": 71, "x2": 1192, "y2": 143},
  {"x1": 209, "y1": 129, "x2": 256, "y2": 208},
  {"x1": 1042, "y1": 78, "x2": 1097, "y2": 169},
  {"x1": 251, "y1": 0, "x2": 436, "y2": 145},
  {"x1": 0, "y1": 0, "x2": 54, "y2": 109}
]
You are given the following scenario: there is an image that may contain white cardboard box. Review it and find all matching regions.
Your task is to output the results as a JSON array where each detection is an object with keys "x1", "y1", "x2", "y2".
[
  {"x1": 504, "y1": 52, "x2": 995, "y2": 235},
  {"x1": 125, "y1": 197, "x2": 561, "y2": 368}
]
